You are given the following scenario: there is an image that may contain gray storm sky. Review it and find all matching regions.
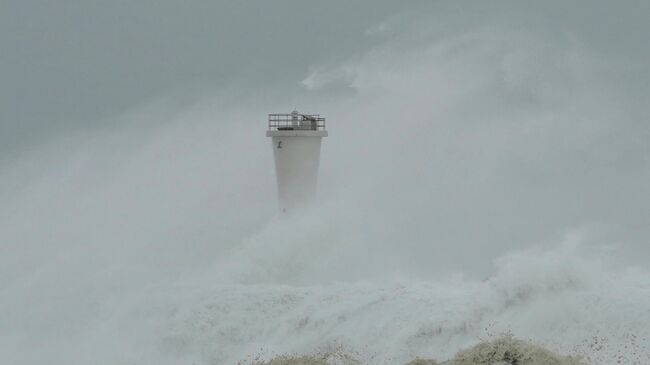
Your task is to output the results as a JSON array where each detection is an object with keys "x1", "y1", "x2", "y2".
[
  {"x1": 1, "y1": 1, "x2": 407, "y2": 156},
  {"x1": 3, "y1": 1, "x2": 648, "y2": 155}
]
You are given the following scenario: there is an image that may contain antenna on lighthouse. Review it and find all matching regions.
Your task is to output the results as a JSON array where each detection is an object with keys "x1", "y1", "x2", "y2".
[{"x1": 266, "y1": 111, "x2": 327, "y2": 214}]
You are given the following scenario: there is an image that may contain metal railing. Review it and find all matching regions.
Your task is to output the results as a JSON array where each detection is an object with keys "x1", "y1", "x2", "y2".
[{"x1": 268, "y1": 113, "x2": 326, "y2": 131}]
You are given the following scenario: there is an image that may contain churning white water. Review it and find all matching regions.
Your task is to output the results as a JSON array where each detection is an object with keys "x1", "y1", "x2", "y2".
[{"x1": 158, "y1": 232, "x2": 650, "y2": 365}]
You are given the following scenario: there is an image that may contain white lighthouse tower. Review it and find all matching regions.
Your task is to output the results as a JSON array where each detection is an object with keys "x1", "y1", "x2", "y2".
[{"x1": 266, "y1": 111, "x2": 327, "y2": 214}]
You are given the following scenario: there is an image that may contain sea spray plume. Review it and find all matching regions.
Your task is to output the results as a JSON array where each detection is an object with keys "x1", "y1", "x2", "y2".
[{"x1": 485, "y1": 234, "x2": 601, "y2": 309}]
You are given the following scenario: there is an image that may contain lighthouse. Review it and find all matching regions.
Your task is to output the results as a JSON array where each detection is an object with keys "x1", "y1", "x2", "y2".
[{"x1": 267, "y1": 111, "x2": 327, "y2": 214}]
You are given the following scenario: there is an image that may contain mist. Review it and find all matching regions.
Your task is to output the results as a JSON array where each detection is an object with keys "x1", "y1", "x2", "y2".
[{"x1": 1, "y1": 1, "x2": 649, "y2": 364}]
